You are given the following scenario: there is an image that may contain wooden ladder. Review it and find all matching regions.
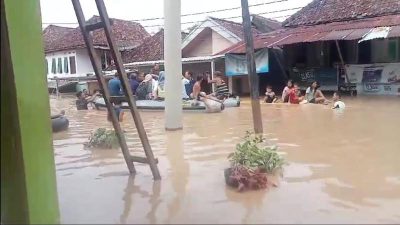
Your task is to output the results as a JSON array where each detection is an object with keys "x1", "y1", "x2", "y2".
[{"x1": 71, "y1": 0, "x2": 161, "y2": 180}]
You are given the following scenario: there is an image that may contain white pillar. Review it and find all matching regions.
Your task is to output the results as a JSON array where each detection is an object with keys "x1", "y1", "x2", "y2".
[
  {"x1": 164, "y1": 0, "x2": 182, "y2": 130},
  {"x1": 211, "y1": 60, "x2": 215, "y2": 92},
  {"x1": 228, "y1": 76, "x2": 233, "y2": 94}
]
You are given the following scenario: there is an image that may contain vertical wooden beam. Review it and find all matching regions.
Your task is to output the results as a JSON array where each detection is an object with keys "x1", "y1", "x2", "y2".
[
  {"x1": 1, "y1": 0, "x2": 60, "y2": 223},
  {"x1": 335, "y1": 40, "x2": 350, "y2": 85},
  {"x1": 241, "y1": 0, "x2": 263, "y2": 134}
]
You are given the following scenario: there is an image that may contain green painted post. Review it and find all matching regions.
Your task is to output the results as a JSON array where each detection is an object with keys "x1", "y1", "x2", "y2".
[{"x1": 1, "y1": 0, "x2": 60, "y2": 223}]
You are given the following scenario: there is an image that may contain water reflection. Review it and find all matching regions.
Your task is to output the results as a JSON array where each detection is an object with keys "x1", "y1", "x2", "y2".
[{"x1": 164, "y1": 130, "x2": 189, "y2": 223}]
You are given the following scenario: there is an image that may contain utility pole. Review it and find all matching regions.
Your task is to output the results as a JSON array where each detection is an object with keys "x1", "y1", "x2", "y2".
[
  {"x1": 164, "y1": 0, "x2": 183, "y2": 130},
  {"x1": 241, "y1": 0, "x2": 263, "y2": 134}
]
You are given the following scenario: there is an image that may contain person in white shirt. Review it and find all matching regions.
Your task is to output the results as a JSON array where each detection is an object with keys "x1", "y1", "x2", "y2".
[{"x1": 332, "y1": 92, "x2": 345, "y2": 109}]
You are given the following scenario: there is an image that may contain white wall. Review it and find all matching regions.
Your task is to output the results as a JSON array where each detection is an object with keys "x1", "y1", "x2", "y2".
[
  {"x1": 184, "y1": 32, "x2": 213, "y2": 57},
  {"x1": 75, "y1": 49, "x2": 94, "y2": 76},
  {"x1": 212, "y1": 30, "x2": 235, "y2": 55}
]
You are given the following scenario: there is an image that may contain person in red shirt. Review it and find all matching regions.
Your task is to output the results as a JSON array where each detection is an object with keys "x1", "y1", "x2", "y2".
[{"x1": 288, "y1": 83, "x2": 304, "y2": 104}]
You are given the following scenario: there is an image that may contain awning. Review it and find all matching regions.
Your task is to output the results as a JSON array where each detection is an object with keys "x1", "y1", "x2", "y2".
[
  {"x1": 359, "y1": 27, "x2": 391, "y2": 43},
  {"x1": 218, "y1": 14, "x2": 400, "y2": 54},
  {"x1": 124, "y1": 55, "x2": 224, "y2": 67}
]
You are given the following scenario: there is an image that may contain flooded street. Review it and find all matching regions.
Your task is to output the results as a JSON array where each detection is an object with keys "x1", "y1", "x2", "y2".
[{"x1": 50, "y1": 95, "x2": 400, "y2": 224}]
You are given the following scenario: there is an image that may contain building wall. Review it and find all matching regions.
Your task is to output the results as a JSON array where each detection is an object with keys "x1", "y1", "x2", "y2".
[
  {"x1": 75, "y1": 49, "x2": 95, "y2": 76},
  {"x1": 212, "y1": 30, "x2": 235, "y2": 55},
  {"x1": 184, "y1": 33, "x2": 213, "y2": 57},
  {"x1": 45, "y1": 50, "x2": 77, "y2": 79},
  {"x1": 45, "y1": 49, "x2": 107, "y2": 79}
]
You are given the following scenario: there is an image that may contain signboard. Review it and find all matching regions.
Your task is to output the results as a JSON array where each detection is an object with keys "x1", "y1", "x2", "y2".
[
  {"x1": 346, "y1": 63, "x2": 400, "y2": 95},
  {"x1": 290, "y1": 67, "x2": 338, "y2": 91},
  {"x1": 225, "y1": 48, "x2": 269, "y2": 76}
]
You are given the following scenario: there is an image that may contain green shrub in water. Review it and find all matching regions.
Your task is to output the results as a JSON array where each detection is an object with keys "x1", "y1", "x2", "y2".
[
  {"x1": 87, "y1": 128, "x2": 119, "y2": 149},
  {"x1": 229, "y1": 131, "x2": 285, "y2": 173},
  {"x1": 226, "y1": 131, "x2": 285, "y2": 191}
]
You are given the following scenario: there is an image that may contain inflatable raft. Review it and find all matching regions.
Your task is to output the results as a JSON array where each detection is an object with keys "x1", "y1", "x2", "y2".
[
  {"x1": 51, "y1": 115, "x2": 69, "y2": 132},
  {"x1": 94, "y1": 98, "x2": 229, "y2": 113}
]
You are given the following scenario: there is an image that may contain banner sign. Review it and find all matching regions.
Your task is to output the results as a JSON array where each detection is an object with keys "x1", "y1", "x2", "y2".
[
  {"x1": 225, "y1": 48, "x2": 269, "y2": 76},
  {"x1": 346, "y1": 63, "x2": 400, "y2": 95},
  {"x1": 290, "y1": 67, "x2": 338, "y2": 91}
]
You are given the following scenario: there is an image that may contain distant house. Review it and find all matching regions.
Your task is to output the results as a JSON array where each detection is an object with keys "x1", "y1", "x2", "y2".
[
  {"x1": 122, "y1": 16, "x2": 280, "y2": 94},
  {"x1": 220, "y1": 0, "x2": 400, "y2": 95},
  {"x1": 43, "y1": 16, "x2": 150, "y2": 78}
]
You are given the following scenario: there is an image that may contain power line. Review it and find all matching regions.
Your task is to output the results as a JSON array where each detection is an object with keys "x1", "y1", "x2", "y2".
[{"x1": 41, "y1": 0, "x2": 290, "y2": 25}]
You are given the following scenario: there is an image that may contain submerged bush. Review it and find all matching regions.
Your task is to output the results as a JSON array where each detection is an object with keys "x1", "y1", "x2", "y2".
[
  {"x1": 226, "y1": 131, "x2": 285, "y2": 191},
  {"x1": 86, "y1": 128, "x2": 119, "y2": 149}
]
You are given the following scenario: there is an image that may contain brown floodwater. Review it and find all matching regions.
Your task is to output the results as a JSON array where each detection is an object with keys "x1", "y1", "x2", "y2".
[{"x1": 50, "y1": 95, "x2": 400, "y2": 224}]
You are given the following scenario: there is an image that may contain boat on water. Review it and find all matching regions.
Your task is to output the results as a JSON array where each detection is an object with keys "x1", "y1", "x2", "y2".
[{"x1": 93, "y1": 97, "x2": 240, "y2": 113}]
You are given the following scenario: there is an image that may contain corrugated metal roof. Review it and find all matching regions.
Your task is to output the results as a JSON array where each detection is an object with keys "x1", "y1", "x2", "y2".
[{"x1": 217, "y1": 14, "x2": 400, "y2": 54}]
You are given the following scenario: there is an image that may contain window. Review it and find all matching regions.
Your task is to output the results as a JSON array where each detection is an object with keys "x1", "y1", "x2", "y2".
[
  {"x1": 388, "y1": 38, "x2": 399, "y2": 62},
  {"x1": 51, "y1": 58, "x2": 57, "y2": 74},
  {"x1": 69, "y1": 56, "x2": 76, "y2": 74},
  {"x1": 57, "y1": 58, "x2": 62, "y2": 73},
  {"x1": 45, "y1": 59, "x2": 48, "y2": 75},
  {"x1": 63, "y1": 57, "x2": 69, "y2": 73}
]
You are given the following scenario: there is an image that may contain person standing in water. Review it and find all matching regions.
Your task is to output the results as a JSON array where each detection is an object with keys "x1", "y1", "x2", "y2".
[{"x1": 108, "y1": 73, "x2": 122, "y2": 96}]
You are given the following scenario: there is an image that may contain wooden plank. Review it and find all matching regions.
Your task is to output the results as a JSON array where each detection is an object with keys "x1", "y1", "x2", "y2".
[
  {"x1": 95, "y1": 0, "x2": 161, "y2": 180},
  {"x1": 85, "y1": 21, "x2": 105, "y2": 32},
  {"x1": 71, "y1": 0, "x2": 136, "y2": 174},
  {"x1": 131, "y1": 156, "x2": 159, "y2": 164},
  {"x1": 240, "y1": 0, "x2": 263, "y2": 134}
]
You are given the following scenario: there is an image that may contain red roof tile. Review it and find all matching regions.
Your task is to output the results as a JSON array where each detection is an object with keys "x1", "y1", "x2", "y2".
[
  {"x1": 283, "y1": 0, "x2": 400, "y2": 27},
  {"x1": 122, "y1": 29, "x2": 164, "y2": 63},
  {"x1": 43, "y1": 16, "x2": 150, "y2": 53},
  {"x1": 209, "y1": 17, "x2": 261, "y2": 39}
]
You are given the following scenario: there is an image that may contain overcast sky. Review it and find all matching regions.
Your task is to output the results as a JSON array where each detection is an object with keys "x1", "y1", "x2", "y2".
[{"x1": 40, "y1": 0, "x2": 313, "y2": 33}]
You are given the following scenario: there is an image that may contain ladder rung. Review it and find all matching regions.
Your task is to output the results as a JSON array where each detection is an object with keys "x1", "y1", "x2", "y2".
[
  {"x1": 85, "y1": 19, "x2": 114, "y2": 31},
  {"x1": 85, "y1": 21, "x2": 105, "y2": 31},
  {"x1": 131, "y1": 156, "x2": 159, "y2": 164}
]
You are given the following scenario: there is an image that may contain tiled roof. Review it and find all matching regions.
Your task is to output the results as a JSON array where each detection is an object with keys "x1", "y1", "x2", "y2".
[
  {"x1": 43, "y1": 25, "x2": 75, "y2": 50},
  {"x1": 122, "y1": 30, "x2": 193, "y2": 63},
  {"x1": 283, "y1": 0, "x2": 400, "y2": 27},
  {"x1": 217, "y1": 14, "x2": 400, "y2": 54},
  {"x1": 122, "y1": 29, "x2": 164, "y2": 63},
  {"x1": 251, "y1": 15, "x2": 282, "y2": 33},
  {"x1": 43, "y1": 16, "x2": 150, "y2": 53},
  {"x1": 209, "y1": 17, "x2": 261, "y2": 39}
]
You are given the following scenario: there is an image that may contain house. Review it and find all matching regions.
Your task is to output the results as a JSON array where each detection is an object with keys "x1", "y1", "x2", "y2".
[
  {"x1": 122, "y1": 16, "x2": 280, "y2": 95},
  {"x1": 43, "y1": 16, "x2": 150, "y2": 78},
  {"x1": 220, "y1": 0, "x2": 400, "y2": 95}
]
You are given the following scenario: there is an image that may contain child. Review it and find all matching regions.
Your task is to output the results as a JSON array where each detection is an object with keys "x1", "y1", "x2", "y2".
[
  {"x1": 288, "y1": 84, "x2": 304, "y2": 104},
  {"x1": 332, "y1": 92, "x2": 345, "y2": 109},
  {"x1": 264, "y1": 85, "x2": 277, "y2": 103}
]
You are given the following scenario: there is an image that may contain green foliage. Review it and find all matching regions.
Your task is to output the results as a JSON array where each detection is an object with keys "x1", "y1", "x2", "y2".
[
  {"x1": 228, "y1": 131, "x2": 285, "y2": 174},
  {"x1": 87, "y1": 128, "x2": 119, "y2": 149}
]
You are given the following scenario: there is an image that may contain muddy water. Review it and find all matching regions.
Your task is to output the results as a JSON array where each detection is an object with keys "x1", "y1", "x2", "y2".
[{"x1": 50, "y1": 95, "x2": 400, "y2": 224}]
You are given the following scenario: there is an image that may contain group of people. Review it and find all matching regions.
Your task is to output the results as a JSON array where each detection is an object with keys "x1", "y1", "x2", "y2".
[
  {"x1": 75, "y1": 63, "x2": 233, "y2": 118},
  {"x1": 108, "y1": 64, "x2": 232, "y2": 108},
  {"x1": 264, "y1": 80, "x2": 345, "y2": 109}
]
